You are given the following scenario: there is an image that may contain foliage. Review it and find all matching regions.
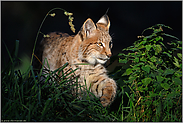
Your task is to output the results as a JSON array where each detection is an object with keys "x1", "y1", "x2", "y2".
[
  {"x1": 2, "y1": 40, "x2": 112, "y2": 121},
  {"x1": 1, "y1": 7, "x2": 182, "y2": 121},
  {"x1": 2, "y1": 8, "x2": 111, "y2": 122},
  {"x1": 113, "y1": 24, "x2": 182, "y2": 121}
]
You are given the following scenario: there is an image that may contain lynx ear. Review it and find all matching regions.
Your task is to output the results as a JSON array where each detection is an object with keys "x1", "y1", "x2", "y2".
[
  {"x1": 79, "y1": 18, "x2": 96, "y2": 40},
  {"x1": 96, "y1": 14, "x2": 110, "y2": 32}
]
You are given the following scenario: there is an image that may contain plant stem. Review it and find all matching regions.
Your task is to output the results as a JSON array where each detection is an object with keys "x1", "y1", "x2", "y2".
[{"x1": 30, "y1": 8, "x2": 68, "y2": 66}]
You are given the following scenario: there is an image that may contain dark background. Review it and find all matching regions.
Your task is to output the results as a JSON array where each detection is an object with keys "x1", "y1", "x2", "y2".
[{"x1": 1, "y1": 1, "x2": 182, "y2": 71}]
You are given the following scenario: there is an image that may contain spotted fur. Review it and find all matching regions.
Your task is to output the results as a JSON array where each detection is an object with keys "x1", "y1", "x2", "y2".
[{"x1": 34, "y1": 15, "x2": 117, "y2": 107}]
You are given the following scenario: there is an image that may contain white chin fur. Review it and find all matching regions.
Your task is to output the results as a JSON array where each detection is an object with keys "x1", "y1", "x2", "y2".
[
  {"x1": 96, "y1": 58, "x2": 107, "y2": 64},
  {"x1": 86, "y1": 57, "x2": 107, "y2": 65},
  {"x1": 86, "y1": 57, "x2": 96, "y2": 65}
]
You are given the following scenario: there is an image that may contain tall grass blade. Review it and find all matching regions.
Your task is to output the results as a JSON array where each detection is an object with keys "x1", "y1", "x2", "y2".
[
  {"x1": 2, "y1": 40, "x2": 13, "y2": 64},
  {"x1": 14, "y1": 40, "x2": 19, "y2": 58}
]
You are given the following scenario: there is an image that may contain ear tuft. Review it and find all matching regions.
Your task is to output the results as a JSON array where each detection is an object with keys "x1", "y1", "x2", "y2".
[
  {"x1": 79, "y1": 18, "x2": 96, "y2": 40},
  {"x1": 96, "y1": 14, "x2": 110, "y2": 32},
  {"x1": 84, "y1": 18, "x2": 96, "y2": 37}
]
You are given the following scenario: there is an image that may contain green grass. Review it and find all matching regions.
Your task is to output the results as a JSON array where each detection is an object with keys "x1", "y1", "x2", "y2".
[
  {"x1": 1, "y1": 45, "x2": 108, "y2": 121},
  {"x1": 1, "y1": 8, "x2": 182, "y2": 122}
]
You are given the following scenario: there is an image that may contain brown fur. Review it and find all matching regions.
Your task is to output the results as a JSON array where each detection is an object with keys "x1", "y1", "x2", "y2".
[{"x1": 33, "y1": 15, "x2": 117, "y2": 107}]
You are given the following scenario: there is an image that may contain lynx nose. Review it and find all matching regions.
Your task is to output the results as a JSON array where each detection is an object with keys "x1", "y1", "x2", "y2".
[{"x1": 107, "y1": 54, "x2": 112, "y2": 58}]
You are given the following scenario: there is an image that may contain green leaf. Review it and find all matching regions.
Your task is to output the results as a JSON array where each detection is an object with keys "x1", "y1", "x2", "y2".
[
  {"x1": 140, "y1": 57, "x2": 147, "y2": 62},
  {"x1": 118, "y1": 53, "x2": 124, "y2": 56},
  {"x1": 138, "y1": 40, "x2": 147, "y2": 47},
  {"x1": 156, "y1": 84, "x2": 162, "y2": 92},
  {"x1": 119, "y1": 58, "x2": 128, "y2": 64},
  {"x1": 144, "y1": 35, "x2": 154, "y2": 40},
  {"x1": 161, "y1": 83, "x2": 170, "y2": 90},
  {"x1": 162, "y1": 51, "x2": 172, "y2": 58},
  {"x1": 150, "y1": 56, "x2": 157, "y2": 62},
  {"x1": 149, "y1": 72, "x2": 156, "y2": 78},
  {"x1": 155, "y1": 36, "x2": 163, "y2": 42},
  {"x1": 174, "y1": 71, "x2": 182, "y2": 78},
  {"x1": 154, "y1": 29, "x2": 161, "y2": 34},
  {"x1": 126, "y1": 68, "x2": 133, "y2": 75},
  {"x1": 148, "y1": 61, "x2": 156, "y2": 70},
  {"x1": 156, "y1": 76, "x2": 164, "y2": 82},
  {"x1": 141, "y1": 53, "x2": 146, "y2": 56},
  {"x1": 129, "y1": 76, "x2": 137, "y2": 81},
  {"x1": 141, "y1": 27, "x2": 153, "y2": 35},
  {"x1": 163, "y1": 33, "x2": 180, "y2": 40},
  {"x1": 129, "y1": 48, "x2": 137, "y2": 52},
  {"x1": 142, "y1": 77, "x2": 152, "y2": 86},
  {"x1": 134, "y1": 57, "x2": 139, "y2": 62},
  {"x1": 167, "y1": 91, "x2": 180, "y2": 99},
  {"x1": 177, "y1": 53, "x2": 182, "y2": 60},
  {"x1": 138, "y1": 86, "x2": 145, "y2": 92},
  {"x1": 145, "y1": 45, "x2": 152, "y2": 51},
  {"x1": 173, "y1": 56, "x2": 180, "y2": 68},
  {"x1": 154, "y1": 44, "x2": 162, "y2": 54},
  {"x1": 157, "y1": 24, "x2": 173, "y2": 30},
  {"x1": 172, "y1": 77, "x2": 181, "y2": 85},
  {"x1": 159, "y1": 42, "x2": 166, "y2": 49},
  {"x1": 122, "y1": 71, "x2": 127, "y2": 76},
  {"x1": 141, "y1": 65, "x2": 151, "y2": 73},
  {"x1": 156, "y1": 58, "x2": 163, "y2": 64},
  {"x1": 163, "y1": 69, "x2": 175, "y2": 76},
  {"x1": 149, "y1": 92, "x2": 158, "y2": 97},
  {"x1": 132, "y1": 66, "x2": 140, "y2": 71},
  {"x1": 133, "y1": 62, "x2": 145, "y2": 67},
  {"x1": 158, "y1": 69, "x2": 164, "y2": 74}
]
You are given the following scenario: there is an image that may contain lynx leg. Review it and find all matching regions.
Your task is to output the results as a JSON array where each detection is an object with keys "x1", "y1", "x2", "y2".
[
  {"x1": 99, "y1": 79, "x2": 117, "y2": 107},
  {"x1": 93, "y1": 78, "x2": 117, "y2": 107}
]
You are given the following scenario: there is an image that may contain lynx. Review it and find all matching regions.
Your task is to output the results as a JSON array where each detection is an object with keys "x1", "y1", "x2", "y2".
[{"x1": 34, "y1": 15, "x2": 117, "y2": 107}]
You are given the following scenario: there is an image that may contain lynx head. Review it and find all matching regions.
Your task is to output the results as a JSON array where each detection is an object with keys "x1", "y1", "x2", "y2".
[{"x1": 78, "y1": 15, "x2": 113, "y2": 65}]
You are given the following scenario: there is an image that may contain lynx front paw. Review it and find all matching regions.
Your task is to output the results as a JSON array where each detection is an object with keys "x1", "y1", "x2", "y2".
[{"x1": 100, "y1": 81, "x2": 116, "y2": 107}]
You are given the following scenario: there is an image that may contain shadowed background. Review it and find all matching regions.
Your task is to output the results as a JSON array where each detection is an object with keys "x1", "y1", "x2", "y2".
[{"x1": 1, "y1": 1, "x2": 182, "y2": 72}]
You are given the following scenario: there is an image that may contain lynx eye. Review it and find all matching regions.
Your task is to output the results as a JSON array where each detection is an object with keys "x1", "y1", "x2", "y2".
[
  {"x1": 97, "y1": 42, "x2": 103, "y2": 47},
  {"x1": 109, "y1": 41, "x2": 113, "y2": 48}
]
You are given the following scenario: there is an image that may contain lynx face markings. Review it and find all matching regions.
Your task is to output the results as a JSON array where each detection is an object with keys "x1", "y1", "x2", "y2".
[
  {"x1": 80, "y1": 37, "x2": 112, "y2": 64},
  {"x1": 78, "y1": 15, "x2": 113, "y2": 65},
  {"x1": 34, "y1": 14, "x2": 117, "y2": 107}
]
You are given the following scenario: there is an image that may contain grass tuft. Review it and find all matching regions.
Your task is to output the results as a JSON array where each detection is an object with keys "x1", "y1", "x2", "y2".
[{"x1": 2, "y1": 8, "x2": 182, "y2": 122}]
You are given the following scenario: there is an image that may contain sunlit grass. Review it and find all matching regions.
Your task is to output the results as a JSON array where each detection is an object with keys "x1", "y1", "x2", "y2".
[{"x1": 1, "y1": 8, "x2": 182, "y2": 122}]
